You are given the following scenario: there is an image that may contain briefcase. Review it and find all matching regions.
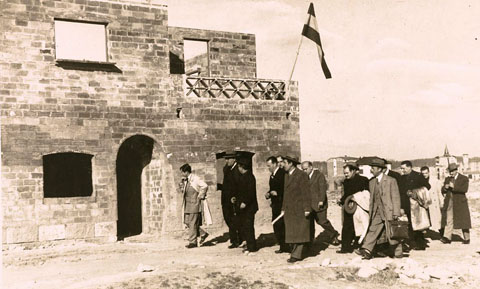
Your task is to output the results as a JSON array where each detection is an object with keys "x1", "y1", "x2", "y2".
[{"x1": 388, "y1": 220, "x2": 409, "y2": 240}]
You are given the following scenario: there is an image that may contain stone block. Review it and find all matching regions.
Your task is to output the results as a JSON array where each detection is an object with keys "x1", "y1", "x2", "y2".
[
  {"x1": 38, "y1": 224, "x2": 65, "y2": 241},
  {"x1": 65, "y1": 223, "x2": 94, "y2": 239},
  {"x1": 94, "y1": 221, "x2": 116, "y2": 237},
  {"x1": 6, "y1": 225, "x2": 38, "y2": 243}
]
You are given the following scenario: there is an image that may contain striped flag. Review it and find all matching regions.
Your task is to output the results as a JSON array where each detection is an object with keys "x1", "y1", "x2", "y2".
[{"x1": 302, "y1": 3, "x2": 332, "y2": 79}]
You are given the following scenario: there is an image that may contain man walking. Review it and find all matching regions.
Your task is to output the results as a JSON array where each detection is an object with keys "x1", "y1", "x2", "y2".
[
  {"x1": 399, "y1": 160, "x2": 431, "y2": 250},
  {"x1": 221, "y1": 151, "x2": 242, "y2": 248},
  {"x1": 301, "y1": 161, "x2": 340, "y2": 246},
  {"x1": 179, "y1": 164, "x2": 209, "y2": 248},
  {"x1": 337, "y1": 163, "x2": 369, "y2": 253},
  {"x1": 235, "y1": 159, "x2": 259, "y2": 254},
  {"x1": 440, "y1": 163, "x2": 471, "y2": 244},
  {"x1": 265, "y1": 156, "x2": 289, "y2": 253},
  {"x1": 356, "y1": 158, "x2": 402, "y2": 259},
  {"x1": 282, "y1": 156, "x2": 311, "y2": 263},
  {"x1": 421, "y1": 166, "x2": 444, "y2": 233}
]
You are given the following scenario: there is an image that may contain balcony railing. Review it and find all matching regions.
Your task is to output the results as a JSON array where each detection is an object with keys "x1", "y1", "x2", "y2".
[{"x1": 185, "y1": 76, "x2": 286, "y2": 100}]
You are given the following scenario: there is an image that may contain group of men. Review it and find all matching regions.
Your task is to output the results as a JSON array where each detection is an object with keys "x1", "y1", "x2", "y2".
[{"x1": 178, "y1": 152, "x2": 472, "y2": 263}]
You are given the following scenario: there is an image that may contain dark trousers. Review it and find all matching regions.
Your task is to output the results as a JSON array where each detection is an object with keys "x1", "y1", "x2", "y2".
[
  {"x1": 404, "y1": 205, "x2": 426, "y2": 248},
  {"x1": 310, "y1": 209, "x2": 339, "y2": 241},
  {"x1": 240, "y1": 211, "x2": 257, "y2": 252},
  {"x1": 272, "y1": 204, "x2": 288, "y2": 251},
  {"x1": 291, "y1": 243, "x2": 307, "y2": 260},
  {"x1": 222, "y1": 201, "x2": 241, "y2": 245},
  {"x1": 341, "y1": 210, "x2": 356, "y2": 251}
]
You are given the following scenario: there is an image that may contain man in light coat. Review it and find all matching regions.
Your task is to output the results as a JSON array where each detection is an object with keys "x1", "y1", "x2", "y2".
[
  {"x1": 282, "y1": 156, "x2": 311, "y2": 263},
  {"x1": 440, "y1": 163, "x2": 471, "y2": 244},
  {"x1": 179, "y1": 163, "x2": 209, "y2": 248},
  {"x1": 356, "y1": 157, "x2": 403, "y2": 259},
  {"x1": 421, "y1": 166, "x2": 444, "y2": 233}
]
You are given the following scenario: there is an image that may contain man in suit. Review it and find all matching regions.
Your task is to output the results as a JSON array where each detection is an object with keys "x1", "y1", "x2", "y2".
[
  {"x1": 356, "y1": 157, "x2": 402, "y2": 259},
  {"x1": 399, "y1": 160, "x2": 431, "y2": 250},
  {"x1": 265, "y1": 156, "x2": 289, "y2": 253},
  {"x1": 221, "y1": 151, "x2": 242, "y2": 248},
  {"x1": 440, "y1": 163, "x2": 471, "y2": 244},
  {"x1": 282, "y1": 156, "x2": 311, "y2": 263},
  {"x1": 301, "y1": 161, "x2": 340, "y2": 246},
  {"x1": 234, "y1": 158, "x2": 259, "y2": 254},
  {"x1": 421, "y1": 166, "x2": 444, "y2": 234},
  {"x1": 337, "y1": 163, "x2": 369, "y2": 253},
  {"x1": 179, "y1": 164, "x2": 209, "y2": 248}
]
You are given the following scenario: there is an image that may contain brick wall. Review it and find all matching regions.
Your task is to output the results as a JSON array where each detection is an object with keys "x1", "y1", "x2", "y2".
[{"x1": 0, "y1": 0, "x2": 300, "y2": 244}]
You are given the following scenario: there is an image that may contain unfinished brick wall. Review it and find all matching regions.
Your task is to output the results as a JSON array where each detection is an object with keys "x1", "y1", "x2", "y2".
[{"x1": 1, "y1": 0, "x2": 300, "y2": 245}]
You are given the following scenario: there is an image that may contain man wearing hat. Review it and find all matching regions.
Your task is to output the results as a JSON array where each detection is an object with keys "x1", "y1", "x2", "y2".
[
  {"x1": 356, "y1": 157, "x2": 402, "y2": 259},
  {"x1": 221, "y1": 151, "x2": 242, "y2": 248},
  {"x1": 235, "y1": 158, "x2": 259, "y2": 254},
  {"x1": 337, "y1": 163, "x2": 369, "y2": 253},
  {"x1": 282, "y1": 156, "x2": 312, "y2": 263},
  {"x1": 440, "y1": 163, "x2": 471, "y2": 244},
  {"x1": 301, "y1": 161, "x2": 340, "y2": 247}
]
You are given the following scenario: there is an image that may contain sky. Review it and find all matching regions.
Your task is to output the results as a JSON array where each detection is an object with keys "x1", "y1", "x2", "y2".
[{"x1": 164, "y1": 0, "x2": 480, "y2": 161}]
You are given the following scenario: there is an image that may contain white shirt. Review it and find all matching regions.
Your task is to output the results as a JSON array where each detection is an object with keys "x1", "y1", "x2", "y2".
[
  {"x1": 309, "y1": 170, "x2": 314, "y2": 179},
  {"x1": 231, "y1": 162, "x2": 237, "y2": 170},
  {"x1": 376, "y1": 173, "x2": 384, "y2": 183},
  {"x1": 289, "y1": 167, "x2": 296, "y2": 175},
  {"x1": 272, "y1": 167, "x2": 279, "y2": 177}
]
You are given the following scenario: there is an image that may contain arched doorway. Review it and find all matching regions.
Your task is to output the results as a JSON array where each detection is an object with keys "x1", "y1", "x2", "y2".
[{"x1": 116, "y1": 135, "x2": 154, "y2": 240}]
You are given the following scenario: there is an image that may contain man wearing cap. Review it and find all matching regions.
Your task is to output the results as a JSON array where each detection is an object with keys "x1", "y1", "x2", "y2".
[
  {"x1": 222, "y1": 151, "x2": 242, "y2": 248},
  {"x1": 356, "y1": 157, "x2": 402, "y2": 259},
  {"x1": 399, "y1": 160, "x2": 431, "y2": 250},
  {"x1": 235, "y1": 158, "x2": 259, "y2": 254},
  {"x1": 282, "y1": 156, "x2": 312, "y2": 263},
  {"x1": 265, "y1": 156, "x2": 289, "y2": 253},
  {"x1": 337, "y1": 163, "x2": 369, "y2": 253},
  {"x1": 301, "y1": 161, "x2": 340, "y2": 247},
  {"x1": 440, "y1": 163, "x2": 471, "y2": 244}
]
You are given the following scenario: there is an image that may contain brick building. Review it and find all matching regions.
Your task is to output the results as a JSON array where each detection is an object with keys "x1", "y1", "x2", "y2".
[{"x1": 1, "y1": 0, "x2": 300, "y2": 244}]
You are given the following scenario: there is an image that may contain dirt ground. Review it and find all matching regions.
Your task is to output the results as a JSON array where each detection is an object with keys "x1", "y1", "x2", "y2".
[{"x1": 3, "y1": 191, "x2": 480, "y2": 289}]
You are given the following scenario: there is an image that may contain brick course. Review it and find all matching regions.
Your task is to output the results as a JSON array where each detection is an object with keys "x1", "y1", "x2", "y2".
[{"x1": 1, "y1": 0, "x2": 300, "y2": 244}]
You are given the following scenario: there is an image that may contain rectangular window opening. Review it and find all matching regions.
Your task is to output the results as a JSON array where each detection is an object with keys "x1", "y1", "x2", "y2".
[
  {"x1": 54, "y1": 19, "x2": 108, "y2": 63},
  {"x1": 43, "y1": 152, "x2": 94, "y2": 198},
  {"x1": 184, "y1": 39, "x2": 209, "y2": 76}
]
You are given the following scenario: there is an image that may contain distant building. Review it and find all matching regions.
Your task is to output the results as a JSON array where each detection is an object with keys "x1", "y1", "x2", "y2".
[{"x1": 435, "y1": 145, "x2": 480, "y2": 180}]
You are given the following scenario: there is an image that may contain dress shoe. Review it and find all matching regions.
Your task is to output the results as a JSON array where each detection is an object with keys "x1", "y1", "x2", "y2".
[
  {"x1": 336, "y1": 249, "x2": 352, "y2": 254},
  {"x1": 185, "y1": 243, "x2": 197, "y2": 249},
  {"x1": 440, "y1": 237, "x2": 451, "y2": 244},
  {"x1": 413, "y1": 245, "x2": 426, "y2": 251},
  {"x1": 354, "y1": 248, "x2": 365, "y2": 257},
  {"x1": 463, "y1": 239, "x2": 470, "y2": 245},
  {"x1": 228, "y1": 243, "x2": 239, "y2": 249},
  {"x1": 199, "y1": 233, "x2": 209, "y2": 245},
  {"x1": 275, "y1": 249, "x2": 286, "y2": 254},
  {"x1": 287, "y1": 257, "x2": 301, "y2": 263},
  {"x1": 362, "y1": 250, "x2": 373, "y2": 260},
  {"x1": 330, "y1": 235, "x2": 341, "y2": 246}
]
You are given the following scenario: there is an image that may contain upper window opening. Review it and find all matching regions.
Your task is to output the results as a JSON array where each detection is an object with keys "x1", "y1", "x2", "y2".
[
  {"x1": 184, "y1": 39, "x2": 209, "y2": 76},
  {"x1": 43, "y1": 152, "x2": 94, "y2": 198},
  {"x1": 54, "y1": 20, "x2": 107, "y2": 62}
]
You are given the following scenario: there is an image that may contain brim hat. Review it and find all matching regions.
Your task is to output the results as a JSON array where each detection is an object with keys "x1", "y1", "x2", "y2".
[
  {"x1": 223, "y1": 150, "x2": 236, "y2": 159},
  {"x1": 283, "y1": 155, "x2": 300, "y2": 165},
  {"x1": 237, "y1": 157, "x2": 250, "y2": 167},
  {"x1": 370, "y1": 157, "x2": 386, "y2": 168},
  {"x1": 448, "y1": 163, "x2": 458, "y2": 172},
  {"x1": 343, "y1": 195, "x2": 357, "y2": 214}
]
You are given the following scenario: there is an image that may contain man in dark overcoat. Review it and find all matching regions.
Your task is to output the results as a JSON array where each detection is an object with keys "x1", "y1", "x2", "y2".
[
  {"x1": 281, "y1": 156, "x2": 311, "y2": 263},
  {"x1": 440, "y1": 163, "x2": 471, "y2": 244},
  {"x1": 265, "y1": 156, "x2": 289, "y2": 253},
  {"x1": 399, "y1": 160, "x2": 431, "y2": 250},
  {"x1": 235, "y1": 158, "x2": 259, "y2": 254},
  {"x1": 337, "y1": 163, "x2": 369, "y2": 253},
  {"x1": 301, "y1": 161, "x2": 340, "y2": 246},
  {"x1": 221, "y1": 151, "x2": 242, "y2": 248}
]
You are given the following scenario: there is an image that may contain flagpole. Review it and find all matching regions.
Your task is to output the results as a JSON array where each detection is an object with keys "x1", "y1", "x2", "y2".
[{"x1": 286, "y1": 35, "x2": 304, "y2": 100}]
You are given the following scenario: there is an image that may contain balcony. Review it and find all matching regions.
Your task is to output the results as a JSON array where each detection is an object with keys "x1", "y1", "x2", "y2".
[{"x1": 185, "y1": 76, "x2": 286, "y2": 100}]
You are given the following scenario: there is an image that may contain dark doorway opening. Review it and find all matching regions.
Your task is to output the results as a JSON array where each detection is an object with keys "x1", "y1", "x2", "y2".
[{"x1": 116, "y1": 135, "x2": 154, "y2": 240}]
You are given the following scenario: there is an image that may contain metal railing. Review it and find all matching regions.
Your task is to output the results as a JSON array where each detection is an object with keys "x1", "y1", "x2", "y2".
[{"x1": 185, "y1": 76, "x2": 286, "y2": 100}]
